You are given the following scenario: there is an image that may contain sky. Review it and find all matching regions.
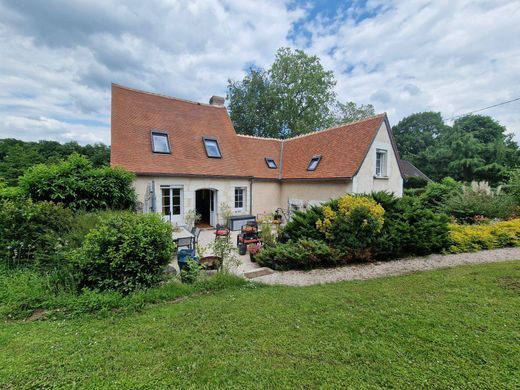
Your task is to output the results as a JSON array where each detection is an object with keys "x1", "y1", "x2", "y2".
[{"x1": 0, "y1": 0, "x2": 519, "y2": 145}]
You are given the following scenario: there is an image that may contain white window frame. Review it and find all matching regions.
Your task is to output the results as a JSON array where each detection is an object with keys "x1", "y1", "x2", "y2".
[
  {"x1": 234, "y1": 187, "x2": 246, "y2": 210},
  {"x1": 375, "y1": 149, "x2": 388, "y2": 177},
  {"x1": 160, "y1": 185, "x2": 184, "y2": 220}
]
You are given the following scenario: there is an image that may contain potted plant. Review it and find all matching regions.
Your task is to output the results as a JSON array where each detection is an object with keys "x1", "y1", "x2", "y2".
[{"x1": 248, "y1": 242, "x2": 262, "y2": 262}]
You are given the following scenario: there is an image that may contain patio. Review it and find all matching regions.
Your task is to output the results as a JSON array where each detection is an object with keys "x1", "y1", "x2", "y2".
[{"x1": 170, "y1": 228, "x2": 265, "y2": 277}]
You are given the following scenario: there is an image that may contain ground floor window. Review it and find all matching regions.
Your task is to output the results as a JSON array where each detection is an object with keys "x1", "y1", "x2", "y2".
[
  {"x1": 162, "y1": 187, "x2": 181, "y2": 216},
  {"x1": 234, "y1": 187, "x2": 246, "y2": 210}
]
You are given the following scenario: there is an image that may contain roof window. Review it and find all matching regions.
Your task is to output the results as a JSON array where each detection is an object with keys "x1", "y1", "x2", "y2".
[
  {"x1": 307, "y1": 155, "x2": 321, "y2": 171},
  {"x1": 203, "y1": 137, "x2": 222, "y2": 158},
  {"x1": 151, "y1": 131, "x2": 171, "y2": 154},
  {"x1": 265, "y1": 157, "x2": 277, "y2": 169}
]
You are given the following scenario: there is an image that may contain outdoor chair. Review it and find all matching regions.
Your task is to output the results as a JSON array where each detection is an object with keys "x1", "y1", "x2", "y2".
[
  {"x1": 176, "y1": 236, "x2": 193, "y2": 250},
  {"x1": 191, "y1": 227, "x2": 201, "y2": 246}
]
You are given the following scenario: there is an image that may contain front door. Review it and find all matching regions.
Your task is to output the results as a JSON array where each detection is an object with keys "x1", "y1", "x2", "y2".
[
  {"x1": 196, "y1": 189, "x2": 217, "y2": 227},
  {"x1": 161, "y1": 186, "x2": 183, "y2": 225}
]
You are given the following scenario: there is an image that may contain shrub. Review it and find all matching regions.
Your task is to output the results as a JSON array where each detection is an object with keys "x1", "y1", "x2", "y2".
[
  {"x1": 74, "y1": 212, "x2": 175, "y2": 293},
  {"x1": 315, "y1": 194, "x2": 384, "y2": 261},
  {"x1": 371, "y1": 192, "x2": 450, "y2": 258},
  {"x1": 282, "y1": 205, "x2": 326, "y2": 242},
  {"x1": 448, "y1": 219, "x2": 520, "y2": 253},
  {"x1": 0, "y1": 198, "x2": 74, "y2": 269},
  {"x1": 441, "y1": 182, "x2": 518, "y2": 223},
  {"x1": 256, "y1": 238, "x2": 338, "y2": 270},
  {"x1": 19, "y1": 154, "x2": 136, "y2": 211},
  {"x1": 420, "y1": 177, "x2": 462, "y2": 210}
]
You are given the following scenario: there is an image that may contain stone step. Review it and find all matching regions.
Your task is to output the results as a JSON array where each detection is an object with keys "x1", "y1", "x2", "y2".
[{"x1": 243, "y1": 267, "x2": 274, "y2": 279}]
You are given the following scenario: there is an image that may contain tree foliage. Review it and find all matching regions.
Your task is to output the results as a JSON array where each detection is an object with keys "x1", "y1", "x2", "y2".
[
  {"x1": 227, "y1": 47, "x2": 374, "y2": 138},
  {"x1": 394, "y1": 113, "x2": 520, "y2": 184},
  {"x1": 19, "y1": 154, "x2": 135, "y2": 211},
  {"x1": 0, "y1": 138, "x2": 110, "y2": 186}
]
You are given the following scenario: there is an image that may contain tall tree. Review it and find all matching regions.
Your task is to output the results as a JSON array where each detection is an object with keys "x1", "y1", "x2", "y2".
[
  {"x1": 333, "y1": 101, "x2": 375, "y2": 124},
  {"x1": 393, "y1": 112, "x2": 520, "y2": 184},
  {"x1": 392, "y1": 112, "x2": 448, "y2": 162},
  {"x1": 227, "y1": 47, "x2": 337, "y2": 138},
  {"x1": 0, "y1": 138, "x2": 110, "y2": 186}
]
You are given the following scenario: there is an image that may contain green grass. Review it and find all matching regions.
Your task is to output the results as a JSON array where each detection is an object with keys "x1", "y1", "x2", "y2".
[{"x1": 1, "y1": 262, "x2": 520, "y2": 389}]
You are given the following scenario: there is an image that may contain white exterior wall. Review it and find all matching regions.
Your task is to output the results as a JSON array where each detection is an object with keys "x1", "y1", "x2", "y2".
[
  {"x1": 352, "y1": 122, "x2": 403, "y2": 196},
  {"x1": 280, "y1": 181, "x2": 352, "y2": 210},
  {"x1": 134, "y1": 176, "x2": 252, "y2": 225}
]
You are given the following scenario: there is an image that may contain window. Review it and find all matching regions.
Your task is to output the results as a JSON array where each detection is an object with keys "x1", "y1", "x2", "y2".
[
  {"x1": 307, "y1": 155, "x2": 322, "y2": 171},
  {"x1": 234, "y1": 187, "x2": 246, "y2": 209},
  {"x1": 151, "y1": 131, "x2": 170, "y2": 153},
  {"x1": 203, "y1": 137, "x2": 222, "y2": 158},
  {"x1": 162, "y1": 187, "x2": 181, "y2": 216},
  {"x1": 375, "y1": 149, "x2": 388, "y2": 177},
  {"x1": 265, "y1": 157, "x2": 277, "y2": 169}
]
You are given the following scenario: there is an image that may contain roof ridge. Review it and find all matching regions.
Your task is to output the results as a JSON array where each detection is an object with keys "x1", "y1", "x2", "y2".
[
  {"x1": 284, "y1": 113, "x2": 386, "y2": 141},
  {"x1": 236, "y1": 134, "x2": 282, "y2": 142},
  {"x1": 112, "y1": 83, "x2": 225, "y2": 109}
]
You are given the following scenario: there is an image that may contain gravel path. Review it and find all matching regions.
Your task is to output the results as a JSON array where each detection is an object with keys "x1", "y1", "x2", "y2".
[{"x1": 254, "y1": 247, "x2": 520, "y2": 286}]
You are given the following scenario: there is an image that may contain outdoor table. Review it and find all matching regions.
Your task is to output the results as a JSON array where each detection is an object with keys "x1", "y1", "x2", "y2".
[{"x1": 172, "y1": 227, "x2": 194, "y2": 248}]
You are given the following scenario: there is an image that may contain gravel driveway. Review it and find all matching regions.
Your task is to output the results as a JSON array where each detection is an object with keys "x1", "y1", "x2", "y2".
[{"x1": 254, "y1": 247, "x2": 520, "y2": 286}]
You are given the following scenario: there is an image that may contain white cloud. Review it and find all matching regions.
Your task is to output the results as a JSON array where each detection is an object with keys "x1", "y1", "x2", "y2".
[
  {"x1": 299, "y1": 0, "x2": 520, "y2": 137},
  {"x1": 0, "y1": 0, "x2": 519, "y2": 145},
  {"x1": 0, "y1": 0, "x2": 304, "y2": 144}
]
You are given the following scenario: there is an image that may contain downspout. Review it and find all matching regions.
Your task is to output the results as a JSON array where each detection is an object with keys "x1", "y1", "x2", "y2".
[{"x1": 249, "y1": 178, "x2": 253, "y2": 217}]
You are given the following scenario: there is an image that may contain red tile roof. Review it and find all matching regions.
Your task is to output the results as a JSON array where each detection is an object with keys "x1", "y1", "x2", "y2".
[{"x1": 111, "y1": 84, "x2": 396, "y2": 181}]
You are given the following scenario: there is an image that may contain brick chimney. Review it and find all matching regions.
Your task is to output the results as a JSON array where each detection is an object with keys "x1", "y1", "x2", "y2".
[{"x1": 209, "y1": 95, "x2": 225, "y2": 106}]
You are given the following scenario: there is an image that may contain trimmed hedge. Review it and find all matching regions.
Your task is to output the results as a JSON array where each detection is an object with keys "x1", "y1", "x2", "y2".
[{"x1": 448, "y1": 219, "x2": 520, "y2": 253}]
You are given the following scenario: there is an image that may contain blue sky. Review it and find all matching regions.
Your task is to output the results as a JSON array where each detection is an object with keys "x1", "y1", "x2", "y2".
[{"x1": 0, "y1": 0, "x2": 519, "y2": 144}]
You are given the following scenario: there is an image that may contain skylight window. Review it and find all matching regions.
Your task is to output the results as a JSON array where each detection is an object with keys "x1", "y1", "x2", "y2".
[
  {"x1": 203, "y1": 137, "x2": 222, "y2": 158},
  {"x1": 307, "y1": 155, "x2": 322, "y2": 171},
  {"x1": 265, "y1": 157, "x2": 277, "y2": 169},
  {"x1": 151, "y1": 131, "x2": 170, "y2": 154}
]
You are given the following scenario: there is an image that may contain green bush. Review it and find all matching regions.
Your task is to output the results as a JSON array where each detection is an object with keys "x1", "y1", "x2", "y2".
[
  {"x1": 371, "y1": 192, "x2": 450, "y2": 258},
  {"x1": 74, "y1": 212, "x2": 175, "y2": 293},
  {"x1": 442, "y1": 190, "x2": 517, "y2": 223},
  {"x1": 256, "y1": 238, "x2": 338, "y2": 270},
  {"x1": 19, "y1": 154, "x2": 136, "y2": 211},
  {"x1": 281, "y1": 205, "x2": 326, "y2": 242},
  {"x1": 420, "y1": 177, "x2": 462, "y2": 210},
  {"x1": 448, "y1": 219, "x2": 520, "y2": 253},
  {"x1": 0, "y1": 198, "x2": 74, "y2": 269}
]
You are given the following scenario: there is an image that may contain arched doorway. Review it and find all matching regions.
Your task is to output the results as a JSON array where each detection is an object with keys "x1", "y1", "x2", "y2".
[{"x1": 195, "y1": 189, "x2": 217, "y2": 227}]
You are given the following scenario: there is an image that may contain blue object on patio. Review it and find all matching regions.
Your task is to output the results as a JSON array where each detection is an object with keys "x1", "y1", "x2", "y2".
[{"x1": 177, "y1": 248, "x2": 199, "y2": 271}]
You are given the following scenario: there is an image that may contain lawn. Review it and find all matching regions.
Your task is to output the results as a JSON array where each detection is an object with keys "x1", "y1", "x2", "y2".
[{"x1": 1, "y1": 261, "x2": 519, "y2": 389}]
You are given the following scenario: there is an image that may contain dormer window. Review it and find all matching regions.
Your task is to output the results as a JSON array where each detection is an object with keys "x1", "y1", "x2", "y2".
[
  {"x1": 307, "y1": 155, "x2": 321, "y2": 171},
  {"x1": 265, "y1": 157, "x2": 277, "y2": 169},
  {"x1": 151, "y1": 131, "x2": 171, "y2": 154},
  {"x1": 203, "y1": 137, "x2": 222, "y2": 158}
]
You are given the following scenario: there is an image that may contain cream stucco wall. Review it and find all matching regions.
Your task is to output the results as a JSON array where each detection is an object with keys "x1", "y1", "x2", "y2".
[
  {"x1": 251, "y1": 181, "x2": 282, "y2": 217},
  {"x1": 352, "y1": 122, "x2": 403, "y2": 196},
  {"x1": 134, "y1": 176, "x2": 252, "y2": 225},
  {"x1": 280, "y1": 181, "x2": 352, "y2": 209}
]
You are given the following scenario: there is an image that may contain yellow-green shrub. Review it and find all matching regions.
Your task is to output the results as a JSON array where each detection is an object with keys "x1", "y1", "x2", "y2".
[{"x1": 448, "y1": 219, "x2": 520, "y2": 253}]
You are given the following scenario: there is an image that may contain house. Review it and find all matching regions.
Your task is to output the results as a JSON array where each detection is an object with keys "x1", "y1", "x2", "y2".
[
  {"x1": 111, "y1": 84, "x2": 404, "y2": 227},
  {"x1": 400, "y1": 159, "x2": 430, "y2": 182}
]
